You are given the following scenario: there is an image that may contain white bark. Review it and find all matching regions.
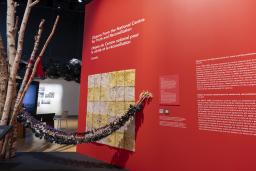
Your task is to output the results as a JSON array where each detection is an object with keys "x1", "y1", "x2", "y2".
[{"x1": 6, "y1": 0, "x2": 16, "y2": 70}]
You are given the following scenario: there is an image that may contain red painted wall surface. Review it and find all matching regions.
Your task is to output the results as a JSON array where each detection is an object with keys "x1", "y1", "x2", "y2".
[{"x1": 77, "y1": 0, "x2": 256, "y2": 170}]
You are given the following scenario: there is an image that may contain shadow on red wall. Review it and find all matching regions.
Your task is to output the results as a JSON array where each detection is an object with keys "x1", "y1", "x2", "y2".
[{"x1": 110, "y1": 108, "x2": 145, "y2": 167}]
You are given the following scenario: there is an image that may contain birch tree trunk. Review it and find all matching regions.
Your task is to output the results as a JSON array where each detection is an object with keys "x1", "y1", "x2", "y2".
[
  {"x1": 1, "y1": 0, "x2": 32, "y2": 126},
  {"x1": 6, "y1": 0, "x2": 16, "y2": 68},
  {"x1": 0, "y1": 0, "x2": 40, "y2": 159},
  {"x1": 5, "y1": 19, "x2": 44, "y2": 158},
  {"x1": 0, "y1": 35, "x2": 8, "y2": 116}
]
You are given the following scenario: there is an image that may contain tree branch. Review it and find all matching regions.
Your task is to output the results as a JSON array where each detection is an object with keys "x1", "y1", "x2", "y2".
[
  {"x1": 29, "y1": 0, "x2": 40, "y2": 8},
  {"x1": 11, "y1": 19, "x2": 45, "y2": 122},
  {"x1": 39, "y1": 16, "x2": 60, "y2": 56},
  {"x1": 10, "y1": 16, "x2": 60, "y2": 125}
]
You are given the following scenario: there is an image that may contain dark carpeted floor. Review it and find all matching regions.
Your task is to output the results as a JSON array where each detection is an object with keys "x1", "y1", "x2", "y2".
[{"x1": 0, "y1": 152, "x2": 127, "y2": 171}]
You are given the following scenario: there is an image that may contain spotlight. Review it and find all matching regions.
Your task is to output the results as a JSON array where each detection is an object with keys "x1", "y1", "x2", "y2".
[{"x1": 78, "y1": 0, "x2": 83, "y2": 3}]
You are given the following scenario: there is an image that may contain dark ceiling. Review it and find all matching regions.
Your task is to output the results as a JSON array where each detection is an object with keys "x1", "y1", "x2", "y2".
[
  {"x1": 0, "y1": 0, "x2": 93, "y2": 78},
  {"x1": 3, "y1": 0, "x2": 93, "y2": 13},
  {"x1": 0, "y1": 0, "x2": 93, "y2": 66}
]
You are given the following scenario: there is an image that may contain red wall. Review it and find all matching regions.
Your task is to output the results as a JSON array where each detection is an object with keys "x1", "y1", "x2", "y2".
[{"x1": 77, "y1": 0, "x2": 256, "y2": 170}]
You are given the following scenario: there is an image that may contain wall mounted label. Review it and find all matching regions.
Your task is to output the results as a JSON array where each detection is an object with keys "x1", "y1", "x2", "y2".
[
  {"x1": 159, "y1": 115, "x2": 186, "y2": 128},
  {"x1": 90, "y1": 18, "x2": 146, "y2": 60},
  {"x1": 160, "y1": 75, "x2": 180, "y2": 105},
  {"x1": 196, "y1": 53, "x2": 256, "y2": 136}
]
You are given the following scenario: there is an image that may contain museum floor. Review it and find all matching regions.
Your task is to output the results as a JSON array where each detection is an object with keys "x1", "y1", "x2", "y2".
[
  {"x1": 0, "y1": 152, "x2": 126, "y2": 171},
  {"x1": 3, "y1": 118, "x2": 127, "y2": 171},
  {"x1": 17, "y1": 129, "x2": 76, "y2": 152},
  {"x1": 17, "y1": 118, "x2": 78, "y2": 152}
]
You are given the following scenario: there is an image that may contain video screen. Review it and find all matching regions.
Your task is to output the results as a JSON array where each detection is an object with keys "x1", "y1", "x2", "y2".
[{"x1": 22, "y1": 81, "x2": 39, "y2": 114}]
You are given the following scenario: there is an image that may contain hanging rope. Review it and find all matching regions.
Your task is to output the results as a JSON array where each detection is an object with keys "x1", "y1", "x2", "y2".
[{"x1": 17, "y1": 91, "x2": 153, "y2": 145}]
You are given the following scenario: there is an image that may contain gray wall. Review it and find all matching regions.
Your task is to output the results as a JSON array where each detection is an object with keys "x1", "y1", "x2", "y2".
[{"x1": 36, "y1": 78, "x2": 80, "y2": 116}]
